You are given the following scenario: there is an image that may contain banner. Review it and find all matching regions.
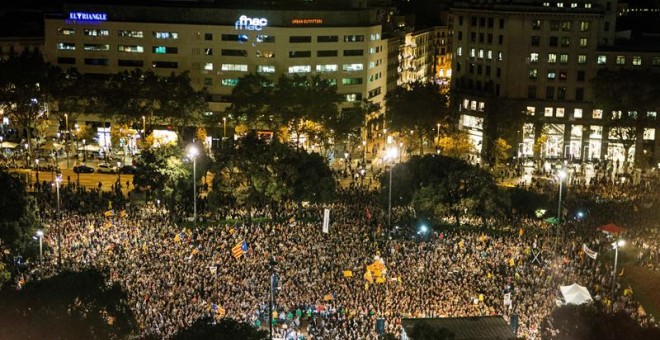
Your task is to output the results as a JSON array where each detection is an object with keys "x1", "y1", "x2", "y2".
[
  {"x1": 582, "y1": 243, "x2": 598, "y2": 260},
  {"x1": 343, "y1": 270, "x2": 353, "y2": 277},
  {"x1": 322, "y1": 208, "x2": 330, "y2": 233},
  {"x1": 503, "y1": 292, "x2": 511, "y2": 307}
]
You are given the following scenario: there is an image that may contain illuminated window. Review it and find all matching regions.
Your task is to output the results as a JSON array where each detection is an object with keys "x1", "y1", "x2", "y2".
[
  {"x1": 342, "y1": 78, "x2": 363, "y2": 85},
  {"x1": 632, "y1": 56, "x2": 642, "y2": 66},
  {"x1": 580, "y1": 21, "x2": 590, "y2": 31},
  {"x1": 221, "y1": 64, "x2": 248, "y2": 72},
  {"x1": 548, "y1": 53, "x2": 557, "y2": 63},
  {"x1": 256, "y1": 35, "x2": 275, "y2": 43},
  {"x1": 221, "y1": 79, "x2": 239, "y2": 86},
  {"x1": 118, "y1": 45, "x2": 143, "y2": 53},
  {"x1": 316, "y1": 64, "x2": 337, "y2": 72},
  {"x1": 343, "y1": 35, "x2": 364, "y2": 42},
  {"x1": 457, "y1": 47, "x2": 462, "y2": 56},
  {"x1": 118, "y1": 30, "x2": 143, "y2": 38},
  {"x1": 561, "y1": 21, "x2": 571, "y2": 31},
  {"x1": 57, "y1": 27, "x2": 75, "y2": 35},
  {"x1": 153, "y1": 31, "x2": 178, "y2": 39},
  {"x1": 561, "y1": 37, "x2": 570, "y2": 47},
  {"x1": 56, "y1": 42, "x2": 76, "y2": 50},
  {"x1": 597, "y1": 55, "x2": 607, "y2": 65},
  {"x1": 574, "y1": 108, "x2": 583, "y2": 118},
  {"x1": 531, "y1": 20, "x2": 541, "y2": 30},
  {"x1": 560, "y1": 54, "x2": 569, "y2": 63},
  {"x1": 547, "y1": 71, "x2": 556, "y2": 80},
  {"x1": 579, "y1": 38, "x2": 588, "y2": 47},
  {"x1": 544, "y1": 107, "x2": 553, "y2": 117},
  {"x1": 346, "y1": 93, "x2": 362, "y2": 101},
  {"x1": 342, "y1": 63, "x2": 364, "y2": 71},
  {"x1": 470, "y1": 48, "x2": 476, "y2": 58},
  {"x1": 526, "y1": 106, "x2": 536, "y2": 115},
  {"x1": 152, "y1": 46, "x2": 177, "y2": 54},
  {"x1": 592, "y1": 109, "x2": 603, "y2": 119},
  {"x1": 578, "y1": 55, "x2": 587, "y2": 64},
  {"x1": 204, "y1": 63, "x2": 213, "y2": 71},
  {"x1": 616, "y1": 56, "x2": 625, "y2": 65},
  {"x1": 257, "y1": 50, "x2": 275, "y2": 58},
  {"x1": 288, "y1": 65, "x2": 311, "y2": 73},
  {"x1": 643, "y1": 128, "x2": 655, "y2": 140},
  {"x1": 529, "y1": 69, "x2": 538, "y2": 79},
  {"x1": 257, "y1": 65, "x2": 276, "y2": 73},
  {"x1": 84, "y1": 29, "x2": 109, "y2": 36},
  {"x1": 83, "y1": 44, "x2": 109, "y2": 51}
]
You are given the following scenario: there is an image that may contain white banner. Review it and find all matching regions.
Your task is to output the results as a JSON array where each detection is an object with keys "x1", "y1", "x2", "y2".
[
  {"x1": 503, "y1": 292, "x2": 511, "y2": 306},
  {"x1": 582, "y1": 243, "x2": 598, "y2": 260},
  {"x1": 322, "y1": 208, "x2": 330, "y2": 234}
]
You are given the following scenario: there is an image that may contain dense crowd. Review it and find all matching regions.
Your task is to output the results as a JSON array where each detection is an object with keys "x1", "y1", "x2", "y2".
[{"x1": 21, "y1": 168, "x2": 660, "y2": 339}]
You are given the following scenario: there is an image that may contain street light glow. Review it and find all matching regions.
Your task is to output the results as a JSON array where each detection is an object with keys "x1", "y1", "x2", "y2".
[
  {"x1": 558, "y1": 169, "x2": 567, "y2": 179},
  {"x1": 36, "y1": 230, "x2": 44, "y2": 237},
  {"x1": 386, "y1": 146, "x2": 398, "y2": 161},
  {"x1": 188, "y1": 145, "x2": 199, "y2": 158}
]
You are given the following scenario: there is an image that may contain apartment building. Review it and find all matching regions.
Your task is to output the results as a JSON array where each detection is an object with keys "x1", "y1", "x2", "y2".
[{"x1": 451, "y1": 0, "x2": 659, "y2": 165}]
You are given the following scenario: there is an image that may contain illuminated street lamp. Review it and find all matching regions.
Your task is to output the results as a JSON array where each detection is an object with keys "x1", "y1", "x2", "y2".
[
  {"x1": 82, "y1": 139, "x2": 87, "y2": 162},
  {"x1": 35, "y1": 230, "x2": 44, "y2": 266},
  {"x1": 188, "y1": 145, "x2": 199, "y2": 228},
  {"x1": 555, "y1": 170, "x2": 567, "y2": 251},
  {"x1": 35, "y1": 159, "x2": 40, "y2": 183},
  {"x1": 117, "y1": 161, "x2": 122, "y2": 187},
  {"x1": 222, "y1": 117, "x2": 227, "y2": 138},
  {"x1": 611, "y1": 239, "x2": 625, "y2": 304},
  {"x1": 142, "y1": 115, "x2": 146, "y2": 136}
]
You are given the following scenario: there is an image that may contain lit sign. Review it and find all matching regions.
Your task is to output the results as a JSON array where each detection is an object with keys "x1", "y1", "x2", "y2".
[
  {"x1": 235, "y1": 15, "x2": 268, "y2": 31},
  {"x1": 291, "y1": 19, "x2": 323, "y2": 25},
  {"x1": 68, "y1": 12, "x2": 108, "y2": 21}
]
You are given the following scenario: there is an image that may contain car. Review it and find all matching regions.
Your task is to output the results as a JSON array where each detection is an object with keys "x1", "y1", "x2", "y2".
[
  {"x1": 97, "y1": 163, "x2": 117, "y2": 174},
  {"x1": 118, "y1": 165, "x2": 138, "y2": 174},
  {"x1": 73, "y1": 165, "x2": 95, "y2": 173}
]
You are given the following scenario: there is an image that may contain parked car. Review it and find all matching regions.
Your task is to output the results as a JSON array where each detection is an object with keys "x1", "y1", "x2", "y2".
[
  {"x1": 97, "y1": 163, "x2": 117, "y2": 174},
  {"x1": 73, "y1": 165, "x2": 95, "y2": 173},
  {"x1": 118, "y1": 165, "x2": 138, "y2": 174}
]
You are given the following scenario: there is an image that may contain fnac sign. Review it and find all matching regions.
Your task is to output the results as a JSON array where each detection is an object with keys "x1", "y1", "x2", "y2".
[{"x1": 235, "y1": 15, "x2": 268, "y2": 31}]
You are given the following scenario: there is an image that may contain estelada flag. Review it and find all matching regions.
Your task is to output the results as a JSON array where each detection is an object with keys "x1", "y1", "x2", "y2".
[{"x1": 232, "y1": 241, "x2": 248, "y2": 259}]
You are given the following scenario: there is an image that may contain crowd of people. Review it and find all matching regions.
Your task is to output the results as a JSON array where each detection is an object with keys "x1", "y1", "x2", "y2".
[{"x1": 19, "y1": 166, "x2": 659, "y2": 339}]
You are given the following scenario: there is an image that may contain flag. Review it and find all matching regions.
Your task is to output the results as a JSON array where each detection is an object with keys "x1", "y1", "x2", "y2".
[
  {"x1": 104, "y1": 210, "x2": 114, "y2": 217},
  {"x1": 363, "y1": 270, "x2": 373, "y2": 284},
  {"x1": 174, "y1": 234, "x2": 181, "y2": 243},
  {"x1": 582, "y1": 243, "x2": 598, "y2": 260},
  {"x1": 343, "y1": 270, "x2": 353, "y2": 277},
  {"x1": 232, "y1": 241, "x2": 248, "y2": 259},
  {"x1": 375, "y1": 277, "x2": 385, "y2": 284},
  {"x1": 323, "y1": 294, "x2": 333, "y2": 301},
  {"x1": 535, "y1": 209, "x2": 547, "y2": 218},
  {"x1": 209, "y1": 265, "x2": 217, "y2": 275},
  {"x1": 322, "y1": 208, "x2": 330, "y2": 234},
  {"x1": 119, "y1": 210, "x2": 127, "y2": 218}
]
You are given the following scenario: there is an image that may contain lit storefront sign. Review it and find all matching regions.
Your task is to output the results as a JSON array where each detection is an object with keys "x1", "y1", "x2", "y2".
[
  {"x1": 291, "y1": 18, "x2": 323, "y2": 24},
  {"x1": 235, "y1": 15, "x2": 268, "y2": 31},
  {"x1": 68, "y1": 12, "x2": 108, "y2": 21}
]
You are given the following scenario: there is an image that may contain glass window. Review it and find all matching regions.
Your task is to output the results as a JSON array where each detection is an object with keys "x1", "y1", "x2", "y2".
[
  {"x1": 316, "y1": 64, "x2": 337, "y2": 72},
  {"x1": 343, "y1": 49, "x2": 364, "y2": 57},
  {"x1": 652, "y1": 57, "x2": 660, "y2": 66},
  {"x1": 204, "y1": 63, "x2": 213, "y2": 71},
  {"x1": 559, "y1": 71, "x2": 567, "y2": 80},
  {"x1": 84, "y1": 29, "x2": 109, "y2": 37},
  {"x1": 616, "y1": 56, "x2": 625, "y2": 65},
  {"x1": 57, "y1": 27, "x2": 75, "y2": 35},
  {"x1": 561, "y1": 21, "x2": 572, "y2": 31},
  {"x1": 579, "y1": 38, "x2": 588, "y2": 47},
  {"x1": 152, "y1": 46, "x2": 178, "y2": 54},
  {"x1": 343, "y1": 35, "x2": 364, "y2": 42},
  {"x1": 529, "y1": 69, "x2": 538, "y2": 79},
  {"x1": 257, "y1": 65, "x2": 276, "y2": 73},
  {"x1": 531, "y1": 36, "x2": 540, "y2": 46},
  {"x1": 153, "y1": 32, "x2": 178, "y2": 39},
  {"x1": 257, "y1": 50, "x2": 275, "y2": 58},
  {"x1": 530, "y1": 53, "x2": 539, "y2": 63},
  {"x1": 342, "y1": 63, "x2": 364, "y2": 71},
  {"x1": 544, "y1": 107, "x2": 553, "y2": 117},
  {"x1": 550, "y1": 20, "x2": 560, "y2": 31},
  {"x1": 531, "y1": 20, "x2": 541, "y2": 30},
  {"x1": 643, "y1": 128, "x2": 655, "y2": 140},
  {"x1": 256, "y1": 35, "x2": 275, "y2": 43},
  {"x1": 222, "y1": 49, "x2": 247, "y2": 57},
  {"x1": 317, "y1": 50, "x2": 338, "y2": 57},
  {"x1": 205, "y1": 48, "x2": 213, "y2": 55},
  {"x1": 580, "y1": 21, "x2": 590, "y2": 31},
  {"x1": 560, "y1": 54, "x2": 569, "y2": 63},
  {"x1": 592, "y1": 109, "x2": 603, "y2": 119},
  {"x1": 556, "y1": 108, "x2": 565, "y2": 117},
  {"x1": 152, "y1": 61, "x2": 178, "y2": 68},
  {"x1": 289, "y1": 51, "x2": 312, "y2": 58},
  {"x1": 547, "y1": 71, "x2": 556, "y2": 80},
  {"x1": 57, "y1": 57, "x2": 76, "y2": 64},
  {"x1": 221, "y1": 79, "x2": 239, "y2": 86},
  {"x1": 528, "y1": 86, "x2": 537, "y2": 99},
  {"x1": 574, "y1": 108, "x2": 583, "y2": 118},
  {"x1": 118, "y1": 59, "x2": 143, "y2": 67},
  {"x1": 590, "y1": 126, "x2": 602, "y2": 138},
  {"x1": 289, "y1": 36, "x2": 312, "y2": 43},
  {"x1": 221, "y1": 64, "x2": 248, "y2": 72},
  {"x1": 597, "y1": 55, "x2": 607, "y2": 65},
  {"x1": 56, "y1": 42, "x2": 76, "y2": 50},
  {"x1": 204, "y1": 33, "x2": 213, "y2": 41},
  {"x1": 318, "y1": 35, "x2": 338, "y2": 42},
  {"x1": 84, "y1": 58, "x2": 108, "y2": 66},
  {"x1": 546, "y1": 87, "x2": 554, "y2": 99},
  {"x1": 632, "y1": 56, "x2": 642, "y2": 66},
  {"x1": 204, "y1": 78, "x2": 213, "y2": 86},
  {"x1": 346, "y1": 93, "x2": 362, "y2": 102},
  {"x1": 342, "y1": 78, "x2": 363, "y2": 85},
  {"x1": 561, "y1": 37, "x2": 570, "y2": 47},
  {"x1": 118, "y1": 30, "x2": 143, "y2": 38},
  {"x1": 470, "y1": 48, "x2": 476, "y2": 58},
  {"x1": 526, "y1": 106, "x2": 536, "y2": 115},
  {"x1": 578, "y1": 55, "x2": 587, "y2": 64},
  {"x1": 288, "y1": 65, "x2": 311, "y2": 73},
  {"x1": 118, "y1": 45, "x2": 144, "y2": 53},
  {"x1": 548, "y1": 53, "x2": 557, "y2": 63}
]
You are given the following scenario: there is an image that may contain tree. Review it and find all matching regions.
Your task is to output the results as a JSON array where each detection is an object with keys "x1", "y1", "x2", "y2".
[
  {"x1": 0, "y1": 269, "x2": 137, "y2": 339},
  {"x1": 0, "y1": 49, "x2": 59, "y2": 158},
  {"x1": 158, "y1": 72, "x2": 209, "y2": 143},
  {"x1": 481, "y1": 98, "x2": 526, "y2": 166},
  {"x1": 226, "y1": 73, "x2": 276, "y2": 130},
  {"x1": 133, "y1": 144, "x2": 189, "y2": 211},
  {"x1": 385, "y1": 81, "x2": 449, "y2": 155},
  {"x1": 328, "y1": 99, "x2": 377, "y2": 155},
  {"x1": 172, "y1": 318, "x2": 267, "y2": 340},
  {"x1": 0, "y1": 170, "x2": 40, "y2": 255},
  {"x1": 437, "y1": 129, "x2": 474, "y2": 158},
  {"x1": 492, "y1": 137, "x2": 512, "y2": 168},
  {"x1": 540, "y1": 304, "x2": 660, "y2": 340}
]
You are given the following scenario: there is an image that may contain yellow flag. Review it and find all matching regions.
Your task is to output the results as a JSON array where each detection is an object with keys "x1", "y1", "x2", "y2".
[
  {"x1": 174, "y1": 234, "x2": 181, "y2": 243},
  {"x1": 376, "y1": 277, "x2": 385, "y2": 284},
  {"x1": 343, "y1": 270, "x2": 353, "y2": 277},
  {"x1": 119, "y1": 210, "x2": 127, "y2": 218},
  {"x1": 323, "y1": 294, "x2": 333, "y2": 301},
  {"x1": 363, "y1": 270, "x2": 373, "y2": 284}
]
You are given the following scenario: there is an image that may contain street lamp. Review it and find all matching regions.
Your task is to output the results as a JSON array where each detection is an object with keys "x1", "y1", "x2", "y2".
[
  {"x1": 82, "y1": 139, "x2": 86, "y2": 162},
  {"x1": 117, "y1": 161, "x2": 122, "y2": 188},
  {"x1": 64, "y1": 113, "x2": 70, "y2": 169},
  {"x1": 55, "y1": 174, "x2": 62, "y2": 271},
  {"x1": 555, "y1": 170, "x2": 567, "y2": 252},
  {"x1": 344, "y1": 151, "x2": 349, "y2": 171},
  {"x1": 35, "y1": 159, "x2": 40, "y2": 183},
  {"x1": 142, "y1": 115, "x2": 146, "y2": 136},
  {"x1": 436, "y1": 123, "x2": 441, "y2": 144},
  {"x1": 24, "y1": 143, "x2": 29, "y2": 168},
  {"x1": 222, "y1": 117, "x2": 227, "y2": 138},
  {"x1": 362, "y1": 140, "x2": 367, "y2": 162},
  {"x1": 386, "y1": 146, "x2": 398, "y2": 230},
  {"x1": 35, "y1": 230, "x2": 44, "y2": 266},
  {"x1": 188, "y1": 145, "x2": 199, "y2": 228},
  {"x1": 611, "y1": 239, "x2": 625, "y2": 305}
]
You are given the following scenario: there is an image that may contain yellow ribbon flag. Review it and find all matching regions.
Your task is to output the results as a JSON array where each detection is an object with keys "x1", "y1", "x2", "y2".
[
  {"x1": 376, "y1": 277, "x2": 385, "y2": 284},
  {"x1": 343, "y1": 270, "x2": 353, "y2": 278},
  {"x1": 174, "y1": 234, "x2": 181, "y2": 243},
  {"x1": 104, "y1": 210, "x2": 114, "y2": 217},
  {"x1": 509, "y1": 258, "x2": 515, "y2": 267},
  {"x1": 478, "y1": 294, "x2": 484, "y2": 302}
]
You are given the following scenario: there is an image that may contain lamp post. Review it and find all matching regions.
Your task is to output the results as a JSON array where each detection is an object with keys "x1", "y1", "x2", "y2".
[
  {"x1": 35, "y1": 159, "x2": 40, "y2": 183},
  {"x1": 436, "y1": 123, "x2": 441, "y2": 144},
  {"x1": 55, "y1": 173, "x2": 62, "y2": 271},
  {"x1": 188, "y1": 145, "x2": 199, "y2": 228},
  {"x1": 24, "y1": 143, "x2": 29, "y2": 168},
  {"x1": 555, "y1": 170, "x2": 567, "y2": 252},
  {"x1": 222, "y1": 117, "x2": 227, "y2": 138},
  {"x1": 611, "y1": 239, "x2": 625, "y2": 306},
  {"x1": 142, "y1": 115, "x2": 146, "y2": 136},
  {"x1": 117, "y1": 161, "x2": 122, "y2": 188},
  {"x1": 362, "y1": 140, "x2": 367, "y2": 163},
  {"x1": 344, "y1": 151, "x2": 349, "y2": 171},
  {"x1": 82, "y1": 139, "x2": 86, "y2": 162},
  {"x1": 36, "y1": 230, "x2": 44, "y2": 266}
]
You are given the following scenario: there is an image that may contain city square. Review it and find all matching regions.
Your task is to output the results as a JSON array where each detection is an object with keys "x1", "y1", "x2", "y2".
[{"x1": 0, "y1": 0, "x2": 659, "y2": 339}]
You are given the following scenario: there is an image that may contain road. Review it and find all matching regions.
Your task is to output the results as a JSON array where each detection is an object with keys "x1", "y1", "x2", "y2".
[{"x1": 13, "y1": 167, "x2": 134, "y2": 195}]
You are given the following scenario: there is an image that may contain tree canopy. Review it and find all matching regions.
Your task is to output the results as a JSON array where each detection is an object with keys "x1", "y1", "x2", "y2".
[{"x1": 0, "y1": 170, "x2": 40, "y2": 255}]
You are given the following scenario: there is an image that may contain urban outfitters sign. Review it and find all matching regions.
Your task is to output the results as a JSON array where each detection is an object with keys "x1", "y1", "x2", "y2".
[
  {"x1": 68, "y1": 12, "x2": 108, "y2": 21},
  {"x1": 235, "y1": 15, "x2": 268, "y2": 31}
]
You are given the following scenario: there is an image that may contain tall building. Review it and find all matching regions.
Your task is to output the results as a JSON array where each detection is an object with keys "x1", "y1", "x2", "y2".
[
  {"x1": 451, "y1": 0, "x2": 659, "y2": 166},
  {"x1": 43, "y1": 1, "x2": 395, "y2": 142}
]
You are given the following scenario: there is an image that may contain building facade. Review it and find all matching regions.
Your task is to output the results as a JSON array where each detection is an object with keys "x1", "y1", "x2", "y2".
[
  {"x1": 451, "y1": 0, "x2": 659, "y2": 166},
  {"x1": 44, "y1": 2, "x2": 392, "y2": 138}
]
